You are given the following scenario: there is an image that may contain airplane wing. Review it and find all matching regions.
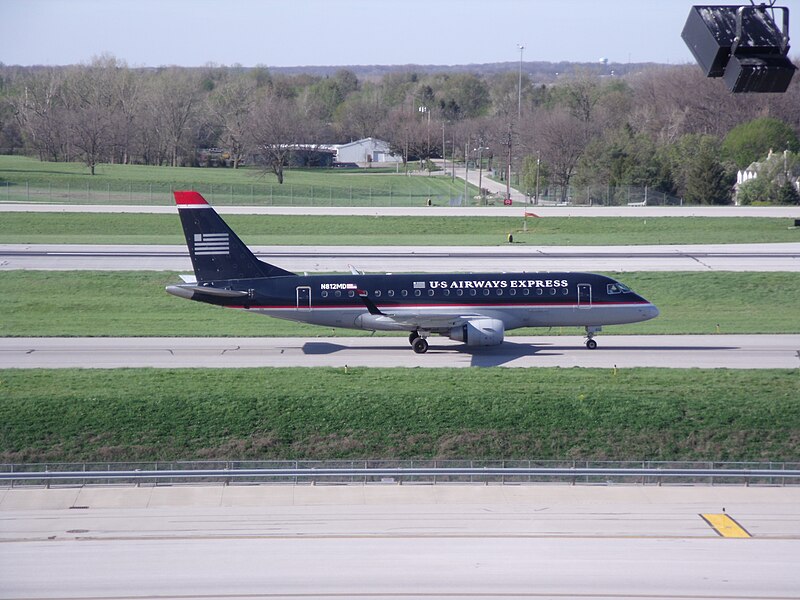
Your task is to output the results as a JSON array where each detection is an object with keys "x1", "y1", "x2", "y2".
[
  {"x1": 368, "y1": 309, "x2": 488, "y2": 331},
  {"x1": 356, "y1": 292, "x2": 483, "y2": 330}
]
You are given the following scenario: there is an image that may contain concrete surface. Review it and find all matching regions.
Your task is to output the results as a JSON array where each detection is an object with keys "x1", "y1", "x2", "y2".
[
  {"x1": 3, "y1": 242, "x2": 799, "y2": 271},
  {"x1": 2, "y1": 335, "x2": 799, "y2": 369},
  {"x1": 1, "y1": 484, "x2": 799, "y2": 599}
]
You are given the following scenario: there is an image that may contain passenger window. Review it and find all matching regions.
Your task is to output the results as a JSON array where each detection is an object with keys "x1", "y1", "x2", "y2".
[
  {"x1": 522, "y1": 288, "x2": 529, "y2": 296},
  {"x1": 469, "y1": 289, "x2": 477, "y2": 296},
  {"x1": 549, "y1": 288, "x2": 556, "y2": 295},
  {"x1": 562, "y1": 288, "x2": 568, "y2": 295},
  {"x1": 401, "y1": 290, "x2": 408, "y2": 297},
  {"x1": 443, "y1": 289, "x2": 450, "y2": 296},
  {"x1": 427, "y1": 289, "x2": 434, "y2": 296},
  {"x1": 456, "y1": 289, "x2": 463, "y2": 296},
  {"x1": 335, "y1": 291, "x2": 341, "y2": 298},
  {"x1": 388, "y1": 290, "x2": 394, "y2": 297},
  {"x1": 509, "y1": 289, "x2": 516, "y2": 296},
  {"x1": 414, "y1": 290, "x2": 421, "y2": 297},
  {"x1": 348, "y1": 290, "x2": 355, "y2": 297},
  {"x1": 536, "y1": 288, "x2": 543, "y2": 296},
  {"x1": 321, "y1": 291, "x2": 328, "y2": 298},
  {"x1": 374, "y1": 290, "x2": 381, "y2": 297},
  {"x1": 483, "y1": 289, "x2": 490, "y2": 296}
]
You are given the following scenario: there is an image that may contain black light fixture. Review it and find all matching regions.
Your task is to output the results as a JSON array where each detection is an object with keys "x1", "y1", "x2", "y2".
[{"x1": 682, "y1": 3, "x2": 796, "y2": 92}]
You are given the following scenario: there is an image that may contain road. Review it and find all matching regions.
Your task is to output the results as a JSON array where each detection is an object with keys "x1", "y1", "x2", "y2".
[
  {"x1": 2, "y1": 335, "x2": 799, "y2": 369},
  {"x1": 3, "y1": 242, "x2": 799, "y2": 271},
  {"x1": 2, "y1": 201, "x2": 800, "y2": 217},
  {"x1": 2, "y1": 484, "x2": 799, "y2": 599}
]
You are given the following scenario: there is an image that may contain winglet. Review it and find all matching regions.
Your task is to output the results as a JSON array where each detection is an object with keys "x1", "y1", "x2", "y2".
[{"x1": 174, "y1": 190, "x2": 209, "y2": 206}]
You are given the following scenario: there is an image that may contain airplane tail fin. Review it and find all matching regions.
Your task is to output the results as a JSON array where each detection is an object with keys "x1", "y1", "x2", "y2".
[{"x1": 174, "y1": 191, "x2": 295, "y2": 282}]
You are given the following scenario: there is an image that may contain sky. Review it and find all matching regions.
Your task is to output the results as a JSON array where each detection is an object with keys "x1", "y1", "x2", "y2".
[{"x1": 0, "y1": 0, "x2": 794, "y2": 68}]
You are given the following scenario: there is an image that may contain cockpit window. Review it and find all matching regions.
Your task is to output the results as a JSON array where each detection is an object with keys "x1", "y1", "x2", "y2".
[{"x1": 607, "y1": 283, "x2": 632, "y2": 295}]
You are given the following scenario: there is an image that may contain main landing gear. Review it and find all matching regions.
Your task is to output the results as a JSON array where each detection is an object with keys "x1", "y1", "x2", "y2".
[
  {"x1": 409, "y1": 330, "x2": 429, "y2": 354},
  {"x1": 585, "y1": 326, "x2": 601, "y2": 350}
]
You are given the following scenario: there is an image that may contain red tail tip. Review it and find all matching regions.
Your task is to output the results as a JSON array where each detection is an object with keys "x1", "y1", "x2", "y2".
[{"x1": 174, "y1": 191, "x2": 208, "y2": 206}]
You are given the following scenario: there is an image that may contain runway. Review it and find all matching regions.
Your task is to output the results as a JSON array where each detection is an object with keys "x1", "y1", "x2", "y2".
[
  {"x1": 2, "y1": 484, "x2": 799, "y2": 599},
  {"x1": 2, "y1": 334, "x2": 799, "y2": 368},
  {"x1": 3, "y1": 242, "x2": 799, "y2": 271}
]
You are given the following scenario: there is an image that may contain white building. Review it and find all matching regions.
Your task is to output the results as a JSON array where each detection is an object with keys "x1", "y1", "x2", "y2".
[{"x1": 328, "y1": 138, "x2": 401, "y2": 165}]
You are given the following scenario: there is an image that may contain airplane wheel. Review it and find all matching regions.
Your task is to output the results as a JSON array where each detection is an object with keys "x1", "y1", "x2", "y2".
[
  {"x1": 412, "y1": 337, "x2": 429, "y2": 354},
  {"x1": 586, "y1": 339, "x2": 598, "y2": 350},
  {"x1": 408, "y1": 331, "x2": 420, "y2": 345}
]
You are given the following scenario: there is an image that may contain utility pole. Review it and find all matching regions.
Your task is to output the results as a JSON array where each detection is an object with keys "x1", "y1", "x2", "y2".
[
  {"x1": 464, "y1": 140, "x2": 469, "y2": 205},
  {"x1": 517, "y1": 43, "x2": 525, "y2": 121}
]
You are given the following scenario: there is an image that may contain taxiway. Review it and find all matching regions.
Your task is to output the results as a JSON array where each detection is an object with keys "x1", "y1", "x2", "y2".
[
  {"x1": 3, "y1": 242, "x2": 799, "y2": 271},
  {"x1": 2, "y1": 484, "x2": 799, "y2": 600},
  {"x1": 2, "y1": 334, "x2": 798, "y2": 369}
]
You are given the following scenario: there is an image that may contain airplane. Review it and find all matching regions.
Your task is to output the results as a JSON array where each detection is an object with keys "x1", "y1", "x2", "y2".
[{"x1": 166, "y1": 191, "x2": 659, "y2": 354}]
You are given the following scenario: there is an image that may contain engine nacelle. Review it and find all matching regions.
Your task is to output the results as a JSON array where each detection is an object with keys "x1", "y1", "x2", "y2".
[{"x1": 448, "y1": 318, "x2": 505, "y2": 347}]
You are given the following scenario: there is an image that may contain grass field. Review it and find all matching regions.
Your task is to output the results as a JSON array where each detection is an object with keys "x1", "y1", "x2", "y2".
[
  {"x1": 1, "y1": 367, "x2": 797, "y2": 463},
  {"x1": 2, "y1": 271, "x2": 798, "y2": 336},
  {"x1": 2, "y1": 212, "x2": 799, "y2": 246},
  {"x1": 0, "y1": 155, "x2": 472, "y2": 206}
]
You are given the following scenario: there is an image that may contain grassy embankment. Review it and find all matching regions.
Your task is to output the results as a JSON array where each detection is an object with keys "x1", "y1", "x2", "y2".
[
  {"x1": 1, "y1": 211, "x2": 799, "y2": 246},
  {"x1": 3, "y1": 271, "x2": 799, "y2": 336},
  {"x1": 1, "y1": 367, "x2": 798, "y2": 463},
  {"x1": 0, "y1": 155, "x2": 470, "y2": 206}
]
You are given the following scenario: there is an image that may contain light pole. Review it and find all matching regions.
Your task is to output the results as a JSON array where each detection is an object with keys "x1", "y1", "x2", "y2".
[
  {"x1": 442, "y1": 124, "x2": 446, "y2": 175},
  {"x1": 517, "y1": 43, "x2": 525, "y2": 121},
  {"x1": 535, "y1": 150, "x2": 541, "y2": 205},
  {"x1": 418, "y1": 105, "x2": 430, "y2": 172}
]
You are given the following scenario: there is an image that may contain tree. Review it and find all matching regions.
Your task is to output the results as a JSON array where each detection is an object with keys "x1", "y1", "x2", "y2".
[
  {"x1": 337, "y1": 86, "x2": 387, "y2": 140},
  {"x1": 248, "y1": 95, "x2": 317, "y2": 184},
  {"x1": 536, "y1": 108, "x2": 593, "y2": 201},
  {"x1": 520, "y1": 154, "x2": 548, "y2": 199},
  {"x1": 438, "y1": 73, "x2": 490, "y2": 120},
  {"x1": 60, "y1": 57, "x2": 123, "y2": 175},
  {"x1": 722, "y1": 117, "x2": 800, "y2": 169},
  {"x1": 150, "y1": 69, "x2": 200, "y2": 167},
  {"x1": 685, "y1": 137, "x2": 733, "y2": 205},
  {"x1": 208, "y1": 76, "x2": 256, "y2": 169},
  {"x1": 776, "y1": 181, "x2": 800, "y2": 205},
  {"x1": 13, "y1": 68, "x2": 69, "y2": 161}
]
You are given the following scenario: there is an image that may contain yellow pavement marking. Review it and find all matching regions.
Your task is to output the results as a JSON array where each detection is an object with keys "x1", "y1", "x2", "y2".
[{"x1": 701, "y1": 513, "x2": 752, "y2": 538}]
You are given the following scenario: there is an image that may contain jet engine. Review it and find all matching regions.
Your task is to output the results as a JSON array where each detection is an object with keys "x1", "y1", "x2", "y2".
[{"x1": 449, "y1": 318, "x2": 505, "y2": 347}]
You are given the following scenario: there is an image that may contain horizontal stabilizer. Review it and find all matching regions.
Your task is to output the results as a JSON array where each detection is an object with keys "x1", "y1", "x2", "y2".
[{"x1": 166, "y1": 284, "x2": 249, "y2": 299}]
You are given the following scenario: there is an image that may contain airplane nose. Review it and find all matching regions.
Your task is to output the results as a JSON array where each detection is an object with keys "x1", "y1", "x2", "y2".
[{"x1": 644, "y1": 303, "x2": 659, "y2": 320}]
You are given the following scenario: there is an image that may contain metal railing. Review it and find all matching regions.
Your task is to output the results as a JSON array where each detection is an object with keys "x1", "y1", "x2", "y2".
[{"x1": 2, "y1": 460, "x2": 798, "y2": 487}]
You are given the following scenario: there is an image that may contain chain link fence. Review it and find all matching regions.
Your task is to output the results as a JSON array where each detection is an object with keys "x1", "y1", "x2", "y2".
[{"x1": 0, "y1": 180, "x2": 478, "y2": 207}]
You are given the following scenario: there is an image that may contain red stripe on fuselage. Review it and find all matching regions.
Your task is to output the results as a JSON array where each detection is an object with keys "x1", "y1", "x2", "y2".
[{"x1": 224, "y1": 300, "x2": 651, "y2": 310}]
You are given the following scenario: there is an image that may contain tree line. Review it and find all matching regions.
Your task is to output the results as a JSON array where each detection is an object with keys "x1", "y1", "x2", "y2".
[{"x1": 1, "y1": 55, "x2": 799, "y2": 203}]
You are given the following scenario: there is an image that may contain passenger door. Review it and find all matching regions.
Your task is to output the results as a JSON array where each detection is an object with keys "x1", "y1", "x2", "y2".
[
  {"x1": 578, "y1": 283, "x2": 592, "y2": 309},
  {"x1": 296, "y1": 286, "x2": 311, "y2": 310}
]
